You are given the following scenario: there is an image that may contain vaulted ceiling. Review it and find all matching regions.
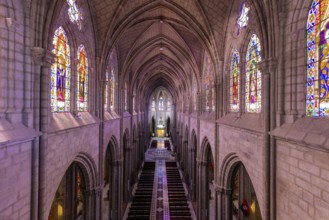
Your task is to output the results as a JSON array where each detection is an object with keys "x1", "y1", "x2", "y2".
[{"x1": 87, "y1": 0, "x2": 264, "y2": 103}]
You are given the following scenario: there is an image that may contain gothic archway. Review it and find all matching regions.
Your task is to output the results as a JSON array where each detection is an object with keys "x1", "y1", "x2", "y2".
[
  {"x1": 103, "y1": 137, "x2": 119, "y2": 220},
  {"x1": 198, "y1": 137, "x2": 214, "y2": 220},
  {"x1": 219, "y1": 153, "x2": 262, "y2": 220},
  {"x1": 48, "y1": 154, "x2": 97, "y2": 220}
]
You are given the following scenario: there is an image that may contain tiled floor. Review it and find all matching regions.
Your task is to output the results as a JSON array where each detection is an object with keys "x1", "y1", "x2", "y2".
[{"x1": 125, "y1": 143, "x2": 196, "y2": 220}]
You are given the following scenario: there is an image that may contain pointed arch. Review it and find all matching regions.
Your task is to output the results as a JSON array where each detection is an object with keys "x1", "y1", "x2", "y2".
[
  {"x1": 306, "y1": 0, "x2": 329, "y2": 116},
  {"x1": 51, "y1": 26, "x2": 71, "y2": 112},
  {"x1": 218, "y1": 153, "x2": 263, "y2": 219},
  {"x1": 230, "y1": 49, "x2": 240, "y2": 112},
  {"x1": 245, "y1": 34, "x2": 262, "y2": 113},
  {"x1": 77, "y1": 44, "x2": 89, "y2": 111},
  {"x1": 47, "y1": 153, "x2": 97, "y2": 220}
]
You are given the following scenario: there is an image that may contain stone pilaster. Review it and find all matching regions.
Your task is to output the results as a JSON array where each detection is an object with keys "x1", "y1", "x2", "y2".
[{"x1": 197, "y1": 160, "x2": 208, "y2": 220}]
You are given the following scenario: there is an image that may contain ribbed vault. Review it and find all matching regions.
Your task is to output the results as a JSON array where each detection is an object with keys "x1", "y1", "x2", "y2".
[{"x1": 85, "y1": 0, "x2": 268, "y2": 107}]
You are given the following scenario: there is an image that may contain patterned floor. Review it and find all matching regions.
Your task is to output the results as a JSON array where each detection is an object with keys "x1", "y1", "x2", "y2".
[{"x1": 125, "y1": 141, "x2": 196, "y2": 220}]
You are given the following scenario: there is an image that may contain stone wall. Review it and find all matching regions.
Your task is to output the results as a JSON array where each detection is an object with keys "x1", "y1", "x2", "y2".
[
  {"x1": 277, "y1": 140, "x2": 329, "y2": 220},
  {"x1": 43, "y1": 123, "x2": 100, "y2": 219},
  {"x1": 0, "y1": 142, "x2": 32, "y2": 220},
  {"x1": 218, "y1": 124, "x2": 266, "y2": 218}
]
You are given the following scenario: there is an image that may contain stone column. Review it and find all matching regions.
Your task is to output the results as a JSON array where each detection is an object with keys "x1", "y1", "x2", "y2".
[
  {"x1": 30, "y1": 46, "x2": 45, "y2": 220},
  {"x1": 216, "y1": 186, "x2": 232, "y2": 220},
  {"x1": 217, "y1": 60, "x2": 224, "y2": 118},
  {"x1": 124, "y1": 146, "x2": 132, "y2": 202},
  {"x1": 259, "y1": 58, "x2": 278, "y2": 220},
  {"x1": 92, "y1": 187, "x2": 102, "y2": 220},
  {"x1": 38, "y1": 49, "x2": 55, "y2": 220},
  {"x1": 115, "y1": 160, "x2": 123, "y2": 219},
  {"x1": 183, "y1": 140, "x2": 188, "y2": 173},
  {"x1": 197, "y1": 160, "x2": 208, "y2": 220}
]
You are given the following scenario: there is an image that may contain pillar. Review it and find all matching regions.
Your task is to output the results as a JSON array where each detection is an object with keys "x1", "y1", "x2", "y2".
[
  {"x1": 38, "y1": 49, "x2": 55, "y2": 219},
  {"x1": 259, "y1": 58, "x2": 278, "y2": 220},
  {"x1": 217, "y1": 186, "x2": 232, "y2": 220},
  {"x1": 197, "y1": 160, "x2": 208, "y2": 220}
]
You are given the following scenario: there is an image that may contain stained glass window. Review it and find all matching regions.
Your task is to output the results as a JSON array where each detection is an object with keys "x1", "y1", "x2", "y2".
[
  {"x1": 307, "y1": 0, "x2": 329, "y2": 116},
  {"x1": 236, "y1": 1, "x2": 250, "y2": 35},
  {"x1": 51, "y1": 26, "x2": 71, "y2": 112},
  {"x1": 67, "y1": 0, "x2": 83, "y2": 29},
  {"x1": 77, "y1": 45, "x2": 88, "y2": 111},
  {"x1": 230, "y1": 50, "x2": 240, "y2": 112},
  {"x1": 110, "y1": 70, "x2": 114, "y2": 109},
  {"x1": 245, "y1": 34, "x2": 262, "y2": 113},
  {"x1": 104, "y1": 68, "x2": 109, "y2": 111}
]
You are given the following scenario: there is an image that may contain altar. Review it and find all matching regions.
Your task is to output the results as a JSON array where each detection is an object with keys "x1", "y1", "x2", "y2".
[{"x1": 156, "y1": 117, "x2": 166, "y2": 137}]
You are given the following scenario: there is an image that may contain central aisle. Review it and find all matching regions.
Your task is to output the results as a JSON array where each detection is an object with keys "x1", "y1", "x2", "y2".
[
  {"x1": 152, "y1": 160, "x2": 170, "y2": 220},
  {"x1": 125, "y1": 140, "x2": 196, "y2": 220}
]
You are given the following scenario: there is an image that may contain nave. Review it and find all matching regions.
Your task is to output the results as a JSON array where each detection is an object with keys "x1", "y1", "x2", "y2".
[
  {"x1": 124, "y1": 140, "x2": 196, "y2": 220},
  {"x1": 3, "y1": 0, "x2": 329, "y2": 219}
]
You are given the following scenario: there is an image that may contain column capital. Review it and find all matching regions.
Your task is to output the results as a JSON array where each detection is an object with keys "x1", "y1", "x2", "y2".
[
  {"x1": 259, "y1": 58, "x2": 278, "y2": 74},
  {"x1": 196, "y1": 160, "x2": 207, "y2": 166},
  {"x1": 215, "y1": 186, "x2": 232, "y2": 195},
  {"x1": 115, "y1": 160, "x2": 123, "y2": 166},
  {"x1": 43, "y1": 49, "x2": 56, "y2": 68},
  {"x1": 31, "y1": 47, "x2": 45, "y2": 66}
]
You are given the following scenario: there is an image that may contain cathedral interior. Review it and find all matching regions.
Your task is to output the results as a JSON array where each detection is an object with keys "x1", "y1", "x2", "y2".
[{"x1": 1, "y1": 0, "x2": 329, "y2": 219}]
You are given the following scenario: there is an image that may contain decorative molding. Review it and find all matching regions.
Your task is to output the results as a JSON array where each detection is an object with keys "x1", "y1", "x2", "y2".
[
  {"x1": 31, "y1": 47, "x2": 45, "y2": 66},
  {"x1": 43, "y1": 50, "x2": 56, "y2": 67},
  {"x1": 197, "y1": 160, "x2": 207, "y2": 166},
  {"x1": 259, "y1": 58, "x2": 278, "y2": 74}
]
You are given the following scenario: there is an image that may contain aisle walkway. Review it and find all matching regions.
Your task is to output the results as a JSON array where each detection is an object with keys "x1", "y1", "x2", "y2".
[{"x1": 124, "y1": 140, "x2": 196, "y2": 220}]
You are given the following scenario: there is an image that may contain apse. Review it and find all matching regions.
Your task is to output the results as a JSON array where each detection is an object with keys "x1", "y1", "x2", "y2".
[{"x1": 148, "y1": 87, "x2": 173, "y2": 137}]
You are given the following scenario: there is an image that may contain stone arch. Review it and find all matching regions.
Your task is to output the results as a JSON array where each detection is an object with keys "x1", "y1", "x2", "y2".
[
  {"x1": 218, "y1": 153, "x2": 263, "y2": 220},
  {"x1": 47, "y1": 152, "x2": 97, "y2": 220},
  {"x1": 197, "y1": 136, "x2": 215, "y2": 220},
  {"x1": 219, "y1": 153, "x2": 241, "y2": 189},
  {"x1": 200, "y1": 137, "x2": 213, "y2": 162},
  {"x1": 104, "y1": 136, "x2": 118, "y2": 182},
  {"x1": 103, "y1": 136, "x2": 120, "y2": 220}
]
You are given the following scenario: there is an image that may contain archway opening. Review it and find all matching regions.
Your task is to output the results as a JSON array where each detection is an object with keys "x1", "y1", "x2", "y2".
[
  {"x1": 230, "y1": 164, "x2": 262, "y2": 220},
  {"x1": 148, "y1": 87, "x2": 173, "y2": 138},
  {"x1": 103, "y1": 141, "x2": 116, "y2": 220},
  {"x1": 206, "y1": 146, "x2": 215, "y2": 220},
  {"x1": 48, "y1": 163, "x2": 86, "y2": 220}
]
